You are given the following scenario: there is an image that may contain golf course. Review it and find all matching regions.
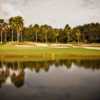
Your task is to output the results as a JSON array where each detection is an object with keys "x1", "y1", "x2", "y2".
[{"x1": 0, "y1": 42, "x2": 100, "y2": 61}]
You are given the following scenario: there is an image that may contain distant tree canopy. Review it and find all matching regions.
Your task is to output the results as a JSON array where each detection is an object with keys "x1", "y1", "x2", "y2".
[{"x1": 0, "y1": 16, "x2": 100, "y2": 44}]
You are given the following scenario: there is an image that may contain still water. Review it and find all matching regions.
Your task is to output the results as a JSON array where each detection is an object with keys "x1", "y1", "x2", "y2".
[{"x1": 0, "y1": 59, "x2": 100, "y2": 100}]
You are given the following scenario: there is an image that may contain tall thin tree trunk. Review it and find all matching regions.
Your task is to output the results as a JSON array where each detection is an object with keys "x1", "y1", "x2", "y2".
[
  {"x1": 11, "y1": 30, "x2": 13, "y2": 42},
  {"x1": 78, "y1": 36, "x2": 80, "y2": 45},
  {"x1": 82, "y1": 34, "x2": 85, "y2": 43},
  {"x1": 67, "y1": 33, "x2": 70, "y2": 43},
  {"x1": 0, "y1": 31, "x2": 2, "y2": 44},
  {"x1": 5, "y1": 32, "x2": 7, "y2": 43},
  {"x1": 21, "y1": 32, "x2": 23, "y2": 42},
  {"x1": 36, "y1": 32, "x2": 37, "y2": 42},
  {"x1": 45, "y1": 33, "x2": 47, "y2": 43},
  {"x1": 17, "y1": 31, "x2": 20, "y2": 42},
  {"x1": 56, "y1": 37, "x2": 58, "y2": 43}
]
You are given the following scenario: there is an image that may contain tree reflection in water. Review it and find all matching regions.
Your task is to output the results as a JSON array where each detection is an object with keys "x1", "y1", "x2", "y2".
[{"x1": 0, "y1": 59, "x2": 100, "y2": 88}]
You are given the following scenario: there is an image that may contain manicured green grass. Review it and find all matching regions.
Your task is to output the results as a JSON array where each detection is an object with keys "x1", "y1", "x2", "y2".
[{"x1": 0, "y1": 44, "x2": 100, "y2": 61}]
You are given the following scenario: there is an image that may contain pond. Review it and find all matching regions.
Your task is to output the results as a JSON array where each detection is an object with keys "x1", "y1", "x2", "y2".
[{"x1": 0, "y1": 59, "x2": 100, "y2": 100}]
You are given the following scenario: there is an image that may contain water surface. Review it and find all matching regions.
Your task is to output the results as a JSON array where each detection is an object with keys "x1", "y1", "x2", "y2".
[{"x1": 0, "y1": 59, "x2": 100, "y2": 100}]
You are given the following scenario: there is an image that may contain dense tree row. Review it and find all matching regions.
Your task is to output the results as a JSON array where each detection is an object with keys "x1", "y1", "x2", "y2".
[{"x1": 0, "y1": 16, "x2": 100, "y2": 44}]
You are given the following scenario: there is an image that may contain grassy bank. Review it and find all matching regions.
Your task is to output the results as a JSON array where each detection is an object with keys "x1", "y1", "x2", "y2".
[{"x1": 0, "y1": 44, "x2": 100, "y2": 61}]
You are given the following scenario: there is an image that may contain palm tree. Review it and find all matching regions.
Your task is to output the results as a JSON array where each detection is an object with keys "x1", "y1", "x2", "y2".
[
  {"x1": 3, "y1": 23, "x2": 9, "y2": 43},
  {"x1": 41, "y1": 24, "x2": 51, "y2": 43},
  {"x1": 33, "y1": 24, "x2": 39, "y2": 42},
  {"x1": 75, "y1": 29, "x2": 81, "y2": 45},
  {"x1": 44, "y1": 26, "x2": 48, "y2": 43},
  {"x1": 0, "y1": 27, "x2": 3, "y2": 44},
  {"x1": 0, "y1": 19, "x2": 4, "y2": 44},
  {"x1": 54, "y1": 28, "x2": 59, "y2": 43},
  {"x1": 9, "y1": 16, "x2": 24, "y2": 42},
  {"x1": 15, "y1": 16, "x2": 24, "y2": 42},
  {"x1": 64, "y1": 24, "x2": 71, "y2": 43},
  {"x1": 9, "y1": 17, "x2": 16, "y2": 42}
]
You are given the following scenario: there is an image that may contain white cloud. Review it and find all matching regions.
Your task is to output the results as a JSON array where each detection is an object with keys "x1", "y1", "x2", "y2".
[
  {"x1": 0, "y1": 0, "x2": 100, "y2": 27},
  {"x1": 1, "y1": 3, "x2": 23, "y2": 18}
]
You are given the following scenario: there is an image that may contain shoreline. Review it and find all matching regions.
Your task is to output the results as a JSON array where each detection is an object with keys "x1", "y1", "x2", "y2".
[{"x1": 0, "y1": 55, "x2": 100, "y2": 62}]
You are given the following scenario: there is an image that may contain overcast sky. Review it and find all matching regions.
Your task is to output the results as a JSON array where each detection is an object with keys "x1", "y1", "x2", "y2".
[{"x1": 0, "y1": 0, "x2": 100, "y2": 28}]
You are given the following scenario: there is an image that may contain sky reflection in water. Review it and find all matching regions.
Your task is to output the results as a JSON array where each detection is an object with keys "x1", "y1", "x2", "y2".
[{"x1": 0, "y1": 59, "x2": 100, "y2": 100}]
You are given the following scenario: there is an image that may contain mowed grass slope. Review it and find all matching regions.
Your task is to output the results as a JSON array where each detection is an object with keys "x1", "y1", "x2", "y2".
[{"x1": 0, "y1": 44, "x2": 100, "y2": 61}]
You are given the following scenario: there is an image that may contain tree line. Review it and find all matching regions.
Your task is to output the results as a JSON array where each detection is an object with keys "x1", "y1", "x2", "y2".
[{"x1": 0, "y1": 16, "x2": 100, "y2": 44}]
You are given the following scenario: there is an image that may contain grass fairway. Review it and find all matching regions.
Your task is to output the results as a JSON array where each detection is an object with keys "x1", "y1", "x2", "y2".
[{"x1": 0, "y1": 44, "x2": 100, "y2": 61}]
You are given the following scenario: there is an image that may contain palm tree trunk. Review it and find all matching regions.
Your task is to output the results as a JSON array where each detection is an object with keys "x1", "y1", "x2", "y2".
[
  {"x1": 56, "y1": 37, "x2": 58, "y2": 43},
  {"x1": 20, "y1": 32, "x2": 22, "y2": 42},
  {"x1": 45, "y1": 33, "x2": 48, "y2": 43},
  {"x1": 67, "y1": 33, "x2": 70, "y2": 43},
  {"x1": 17, "y1": 31, "x2": 20, "y2": 42},
  {"x1": 36, "y1": 32, "x2": 37, "y2": 42},
  {"x1": 82, "y1": 34, "x2": 85, "y2": 43},
  {"x1": 11, "y1": 30, "x2": 13, "y2": 42},
  {"x1": 5, "y1": 32, "x2": 7, "y2": 43},
  {"x1": 78, "y1": 36, "x2": 80, "y2": 45},
  {"x1": 0, "y1": 31, "x2": 2, "y2": 44}
]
